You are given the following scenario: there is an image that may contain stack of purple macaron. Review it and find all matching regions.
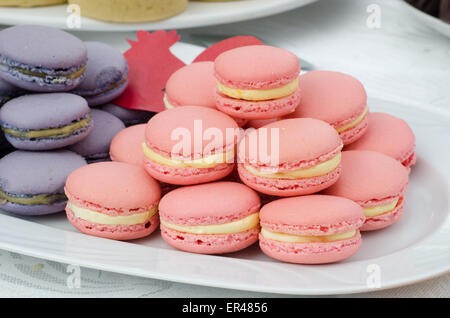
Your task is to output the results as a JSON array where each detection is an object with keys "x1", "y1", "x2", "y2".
[{"x1": 0, "y1": 25, "x2": 152, "y2": 216}]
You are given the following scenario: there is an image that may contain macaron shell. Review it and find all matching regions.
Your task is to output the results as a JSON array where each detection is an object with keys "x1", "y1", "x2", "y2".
[
  {"x1": 214, "y1": 45, "x2": 300, "y2": 89},
  {"x1": 289, "y1": 71, "x2": 367, "y2": 126},
  {"x1": 159, "y1": 182, "x2": 260, "y2": 226},
  {"x1": 145, "y1": 106, "x2": 238, "y2": 156},
  {"x1": 65, "y1": 162, "x2": 161, "y2": 212},
  {"x1": 68, "y1": 109, "x2": 125, "y2": 161},
  {"x1": 345, "y1": 112, "x2": 416, "y2": 165},
  {"x1": 67, "y1": 207, "x2": 159, "y2": 240},
  {"x1": 361, "y1": 196, "x2": 404, "y2": 231},
  {"x1": 259, "y1": 231, "x2": 362, "y2": 264},
  {"x1": 216, "y1": 88, "x2": 301, "y2": 120},
  {"x1": 0, "y1": 25, "x2": 87, "y2": 70},
  {"x1": 1, "y1": 200, "x2": 67, "y2": 216},
  {"x1": 144, "y1": 158, "x2": 234, "y2": 186},
  {"x1": 82, "y1": 79, "x2": 128, "y2": 107},
  {"x1": 161, "y1": 225, "x2": 259, "y2": 255},
  {"x1": 74, "y1": 42, "x2": 127, "y2": 92},
  {"x1": 0, "y1": 150, "x2": 87, "y2": 195},
  {"x1": 110, "y1": 124, "x2": 146, "y2": 166},
  {"x1": 165, "y1": 61, "x2": 216, "y2": 108},
  {"x1": 238, "y1": 162, "x2": 342, "y2": 197},
  {"x1": 322, "y1": 150, "x2": 409, "y2": 204},
  {"x1": 239, "y1": 118, "x2": 342, "y2": 168},
  {"x1": 0, "y1": 93, "x2": 90, "y2": 130},
  {"x1": 260, "y1": 195, "x2": 365, "y2": 236}
]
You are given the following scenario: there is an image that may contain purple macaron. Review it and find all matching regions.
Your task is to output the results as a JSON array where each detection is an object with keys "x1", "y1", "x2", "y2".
[
  {"x1": 72, "y1": 42, "x2": 128, "y2": 106},
  {"x1": 68, "y1": 109, "x2": 125, "y2": 162},
  {"x1": 0, "y1": 77, "x2": 25, "y2": 106},
  {"x1": 0, "y1": 93, "x2": 93, "y2": 151},
  {"x1": 0, "y1": 150, "x2": 87, "y2": 215},
  {"x1": 99, "y1": 103, "x2": 153, "y2": 126},
  {"x1": 0, "y1": 25, "x2": 87, "y2": 92}
]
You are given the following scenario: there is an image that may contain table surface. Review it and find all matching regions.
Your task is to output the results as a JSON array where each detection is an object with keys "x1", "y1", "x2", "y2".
[{"x1": 1, "y1": 0, "x2": 449, "y2": 297}]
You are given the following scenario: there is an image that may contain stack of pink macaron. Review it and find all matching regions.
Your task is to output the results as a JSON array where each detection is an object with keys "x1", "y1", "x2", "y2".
[{"x1": 65, "y1": 44, "x2": 416, "y2": 265}]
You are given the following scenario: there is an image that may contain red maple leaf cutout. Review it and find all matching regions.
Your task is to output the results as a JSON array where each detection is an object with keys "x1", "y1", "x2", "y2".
[{"x1": 114, "y1": 31, "x2": 263, "y2": 112}]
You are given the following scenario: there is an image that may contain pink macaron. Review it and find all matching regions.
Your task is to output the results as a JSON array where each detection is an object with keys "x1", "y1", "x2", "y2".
[
  {"x1": 215, "y1": 45, "x2": 301, "y2": 120},
  {"x1": 238, "y1": 118, "x2": 343, "y2": 197},
  {"x1": 110, "y1": 124, "x2": 146, "y2": 166},
  {"x1": 143, "y1": 106, "x2": 239, "y2": 185},
  {"x1": 345, "y1": 112, "x2": 416, "y2": 168},
  {"x1": 259, "y1": 195, "x2": 365, "y2": 264},
  {"x1": 323, "y1": 150, "x2": 409, "y2": 231},
  {"x1": 159, "y1": 182, "x2": 261, "y2": 254},
  {"x1": 65, "y1": 162, "x2": 161, "y2": 240},
  {"x1": 284, "y1": 71, "x2": 369, "y2": 145},
  {"x1": 164, "y1": 62, "x2": 247, "y2": 127}
]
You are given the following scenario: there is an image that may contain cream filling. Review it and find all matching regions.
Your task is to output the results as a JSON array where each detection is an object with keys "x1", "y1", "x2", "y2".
[
  {"x1": 245, "y1": 152, "x2": 341, "y2": 179},
  {"x1": 161, "y1": 212, "x2": 259, "y2": 235},
  {"x1": 163, "y1": 94, "x2": 175, "y2": 109},
  {"x1": 336, "y1": 107, "x2": 369, "y2": 133},
  {"x1": 261, "y1": 228, "x2": 357, "y2": 243},
  {"x1": 68, "y1": 201, "x2": 158, "y2": 225},
  {"x1": 2, "y1": 112, "x2": 91, "y2": 139},
  {"x1": 217, "y1": 78, "x2": 299, "y2": 101},
  {"x1": 143, "y1": 142, "x2": 234, "y2": 169},
  {"x1": 363, "y1": 198, "x2": 399, "y2": 218}
]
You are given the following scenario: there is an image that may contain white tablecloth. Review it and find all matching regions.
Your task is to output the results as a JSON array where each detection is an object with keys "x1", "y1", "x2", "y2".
[{"x1": 1, "y1": 0, "x2": 449, "y2": 297}]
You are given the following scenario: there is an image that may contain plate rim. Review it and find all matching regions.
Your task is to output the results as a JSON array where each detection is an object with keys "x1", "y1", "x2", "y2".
[{"x1": 0, "y1": 0, "x2": 318, "y2": 32}]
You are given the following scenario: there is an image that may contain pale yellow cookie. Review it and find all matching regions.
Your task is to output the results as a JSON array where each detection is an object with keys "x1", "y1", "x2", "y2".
[
  {"x1": 0, "y1": 0, "x2": 66, "y2": 7},
  {"x1": 68, "y1": 0, "x2": 188, "y2": 23}
]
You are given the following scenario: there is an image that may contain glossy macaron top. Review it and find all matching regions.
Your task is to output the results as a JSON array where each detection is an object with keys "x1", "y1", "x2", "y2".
[
  {"x1": 239, "y1": 118, "x2": 342, "y2": 169},
  {"x1": 345, "y1": 112, "x2": 415, "y2": 162},
  {"x1": 145, "y1": 106, "x2": 239, "y2": 157},
  {"x1": 0, "y1": 25, "x2": 87, "y2": 69},
  {"x1": 0, "y1": 150, "x2": 86, "y2": 195},
  {"x1": 287, "y1": 71, "x2": 367, "y2": 126},
  {"x1": 165, "y1": 62, "x2": 216, "y2": 108},
  {"x1": 68, "y1": 109, "x2": 125, "y2": 158},
  {"x1": 73, "y1": 41, "x2": 128, "y2": 93},
  {"x1": 159, "y1": 182, "x2": 260, "y2": 226},
  {"x1": 260, "y1": 195, "x2": 365, "y2": 236},
  {"x1": 0, "y1": 93, "x2": 89, "y2": 130},
  {"x1": 323, "y1": 150, "x2": 409, "y2": 204},
  {"x1": 65, "y1": 162, "x2": 161, "y2": 211},
  {"x1": 214, "y1": 45, "x2": 300, "y2": 89},
  {"x1": 110, "y1": 124, "x2": 146, "y2": 166}
]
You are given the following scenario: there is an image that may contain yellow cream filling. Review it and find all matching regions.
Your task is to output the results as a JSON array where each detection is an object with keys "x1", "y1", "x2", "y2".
[
  {"x1": 364, "y1": 198, "x2": 399, "y2": 218},
  {"x1": 261, "y1": 228, "x2": 357, "y2": 243},
  {"x1": 8, "y1": 64, "x2": 87, "y2": 80},
  {"x1": 163, "y1": 94, "x2": 175, "y2": 109},
  {"x1": 245, "y1": 152, "x2": 341, "y2": 179},
  {"x1": 336, "y1": 107, "x2": 369, "y2": 133},
  {"x1": 142, "y1": 142, "x2": 234, "y2": 169},
  {"x1": 0, "y1": 189, "x2": 66, "y2": 205},
  {"x1": 2, "y1": 113, "x2": 91, "y2": 139},
  {"x1": 161, "y1": 212, "x2": 259, "y2": 235},
  {"x1": 67, "y1": 201, "x2": 158, "y2": 225},
  {"x1": 217, "y1": 78, "x2": 299, "y2": 101}
]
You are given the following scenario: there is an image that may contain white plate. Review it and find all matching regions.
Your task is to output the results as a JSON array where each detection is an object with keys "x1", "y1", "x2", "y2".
[
  {"x1": 0, "y1": 0, "x2": 317, "y2": 32},
  {"x1": 402, "y1": 0, "x2": 450, "y2": 38},
  {"x1": 0, "y1": 41, "x2": 449, "y2": 295}
]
